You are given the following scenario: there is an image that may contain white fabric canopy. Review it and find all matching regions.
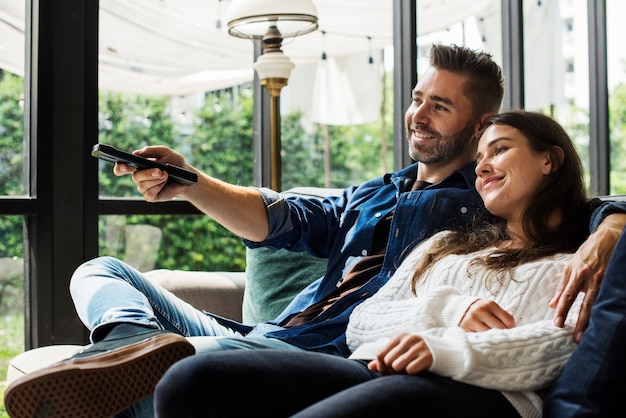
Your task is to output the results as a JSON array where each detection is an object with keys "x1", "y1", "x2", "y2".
[
  {"x1": 0, "y1": 0, "x2": 496, "y2": 95},
  {"x1": 302, "y1": 51, "x2": 384, "y2": 126},
  {"x1": 0, "y1": 2, "x2": 25, "y2": 76}
]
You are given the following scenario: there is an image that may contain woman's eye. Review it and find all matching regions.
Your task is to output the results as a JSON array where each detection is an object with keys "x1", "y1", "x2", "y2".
[{"x1": 494, "y1": 146, "x2": 508, "y2": 155}]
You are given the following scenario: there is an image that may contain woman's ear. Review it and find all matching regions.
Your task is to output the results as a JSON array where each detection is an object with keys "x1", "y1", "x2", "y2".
[{"x1": 546, "y1": 146, "x2": 565, "y2": 174}]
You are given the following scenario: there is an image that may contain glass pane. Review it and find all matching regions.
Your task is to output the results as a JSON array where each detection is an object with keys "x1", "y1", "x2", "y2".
[
  {"x1": 98, "y1": 1, "x2": 255, "y2": 197},
  {"x1": 0, "y1": 215, "x2": 25, "y2": 389},
  {"x1": 281, "y1": 47, "x2": 395, "y2": 188},
  {"x1": 607, "y1": 0, "x2": 626, "y2": 194},
  {"x1": 0, "y1": 0, "x2": 27, "y2": 392},
  {"x1": 96, "y1": 88, "x2": 254, "y2": 197},
  {"x1": 0, "y1": 72, "x2": 25, "y2": 196},
  {"x1": 279, "y1": 2, "x2": 395, "y2": 188},
  {"x1": 416, "y1": 0, "x2": 502, "y2": 66},
  {"x1": 0, "y1": 0, "x2": 25, "y2": 197},
  {"x1": 524, "y1": 0, "x2": 591, "y2": 192},
  {"x1": 99, "y1": 215, "x2": 246, "y2": 272}
]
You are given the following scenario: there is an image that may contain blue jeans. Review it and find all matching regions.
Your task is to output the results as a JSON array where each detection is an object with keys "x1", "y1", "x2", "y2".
[
  {"x1": 70, "y1": 256, "x2": 240, "y2": 342},
  {"x1": 70, "y1": 256, "x2": 308, "y2": 417},
  {"x1": 544, "y1": 227, "x2": 626, "y2": 417}
]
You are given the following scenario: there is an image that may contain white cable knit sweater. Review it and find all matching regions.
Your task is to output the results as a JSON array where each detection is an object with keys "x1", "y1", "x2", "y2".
[{"x1": 346, "y1": 231, "x2": 581, "y2": 418}]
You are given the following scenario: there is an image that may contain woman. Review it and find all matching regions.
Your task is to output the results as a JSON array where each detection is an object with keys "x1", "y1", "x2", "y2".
[{"x1": 154, "y1": 111, "x2": 594, "y2": 418}]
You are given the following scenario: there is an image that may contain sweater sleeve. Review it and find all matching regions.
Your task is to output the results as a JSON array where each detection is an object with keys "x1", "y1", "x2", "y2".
[{"x1": 421, "y1": 321, "x2": 577, "y2": 391}]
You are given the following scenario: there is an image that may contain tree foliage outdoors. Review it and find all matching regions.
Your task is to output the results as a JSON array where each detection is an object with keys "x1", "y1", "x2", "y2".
[
  {"x1": 0, "y1": 70, "x2": 393, "y2": 271},
  {"x1": 4, "y1": 68, "x2": 624, "y2": 271},
  {"x1": 556, "y1": 81, "x2": 626, "y2": 196}
]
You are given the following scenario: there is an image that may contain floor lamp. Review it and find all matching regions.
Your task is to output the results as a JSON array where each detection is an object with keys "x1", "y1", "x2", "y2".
[{"x1": 225, "y1": 0, "x2": 318, "y2": 191}]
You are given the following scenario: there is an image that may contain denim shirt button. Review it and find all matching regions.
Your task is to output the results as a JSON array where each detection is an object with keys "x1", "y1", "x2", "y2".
[
  {"x1": 374, "y1": 212, "x2": 382, "y2": 218},
  {"x1": 361, "y1": 249, "x2": 368, "y2": 256},
  {"x1": 460, "y1": 206, "x2": 468, "y2": 214}
]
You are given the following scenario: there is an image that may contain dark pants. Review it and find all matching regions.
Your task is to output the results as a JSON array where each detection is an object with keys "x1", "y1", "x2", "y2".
[
  {"x1": 544, "y1": 227, "x2": 626, "y2": 417},
  {"x1": 155, "y1": 350, "x2": 519, "y2": 418}
]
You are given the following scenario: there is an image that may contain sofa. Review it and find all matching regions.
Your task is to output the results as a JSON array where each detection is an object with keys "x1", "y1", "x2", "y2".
[{"x1": 6, "y1": 187, "x2": 339, "y2": 383}]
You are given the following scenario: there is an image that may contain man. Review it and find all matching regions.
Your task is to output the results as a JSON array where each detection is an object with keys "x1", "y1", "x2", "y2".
[{"x1": 4, "y1": 44, "x2": 624, "y2": 418}]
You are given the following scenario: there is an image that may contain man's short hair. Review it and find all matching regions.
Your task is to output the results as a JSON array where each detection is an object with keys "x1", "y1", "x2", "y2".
[{"x1": 429, "y1": 44, "x2": 505, "y2": 116}]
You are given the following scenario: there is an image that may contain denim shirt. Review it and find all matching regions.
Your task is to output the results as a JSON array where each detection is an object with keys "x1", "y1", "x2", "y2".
[{"x1": 210, "y1": 162, "x2": 626, "y2": 356}]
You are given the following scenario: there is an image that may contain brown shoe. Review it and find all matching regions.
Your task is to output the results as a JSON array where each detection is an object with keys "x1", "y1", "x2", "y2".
[{"x1": 3, "y1": 331, "x2": 195, "y2": 418}]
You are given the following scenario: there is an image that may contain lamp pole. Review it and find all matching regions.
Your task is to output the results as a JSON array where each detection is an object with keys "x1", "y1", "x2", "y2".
[
  {"x1": 262, "y1": 79, "x2": 284, "y2": 191},
  {"x1": 255, "y1": 26, "x2": 292, "y2": 191}
]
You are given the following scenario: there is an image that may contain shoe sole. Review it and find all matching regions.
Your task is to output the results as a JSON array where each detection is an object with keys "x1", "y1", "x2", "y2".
[{"x1": 3, "y1": 333, "x2": 195, "y2": 418}]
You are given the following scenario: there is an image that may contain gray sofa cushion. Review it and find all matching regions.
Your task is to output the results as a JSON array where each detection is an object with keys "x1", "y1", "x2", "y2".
[{"x1": 145, "y1": 269, "x2": 246, "y2": 322}]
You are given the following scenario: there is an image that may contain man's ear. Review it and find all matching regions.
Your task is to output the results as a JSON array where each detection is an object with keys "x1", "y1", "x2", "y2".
[{"x1": 474, "y1": 112, "x2": 495, "y2": 138}]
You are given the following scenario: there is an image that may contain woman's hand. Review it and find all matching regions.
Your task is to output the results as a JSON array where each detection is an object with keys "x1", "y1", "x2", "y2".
[
  {"x1": 368, "y1": 333, "x2": 433, "y2": 375},
  {"x1": 458, "y1": 299, "x2": 516, "y2": 332}
]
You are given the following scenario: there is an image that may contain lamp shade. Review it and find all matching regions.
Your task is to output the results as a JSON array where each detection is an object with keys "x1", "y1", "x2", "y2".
[
  {"x1": 254, "y1": 50, "x2": 295, "y2": 81},
  {"x1": 226, "y1": 0, "x2": 318, "y2": 39}
]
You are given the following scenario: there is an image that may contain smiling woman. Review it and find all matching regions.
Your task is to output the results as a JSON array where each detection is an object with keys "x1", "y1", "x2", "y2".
[{"x1": 406, "y1": 110, "x2": 591, "y2": 295}]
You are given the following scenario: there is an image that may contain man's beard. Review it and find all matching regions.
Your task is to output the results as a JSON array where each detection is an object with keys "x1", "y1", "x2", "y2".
[{"x1": 407, "y1": 121, "x2": 476, "y2": 163}]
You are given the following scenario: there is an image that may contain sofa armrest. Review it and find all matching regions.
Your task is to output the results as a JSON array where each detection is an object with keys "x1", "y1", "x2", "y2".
[{"x1": 145, "y1": 270, "x2": 246, "y2": 322}]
